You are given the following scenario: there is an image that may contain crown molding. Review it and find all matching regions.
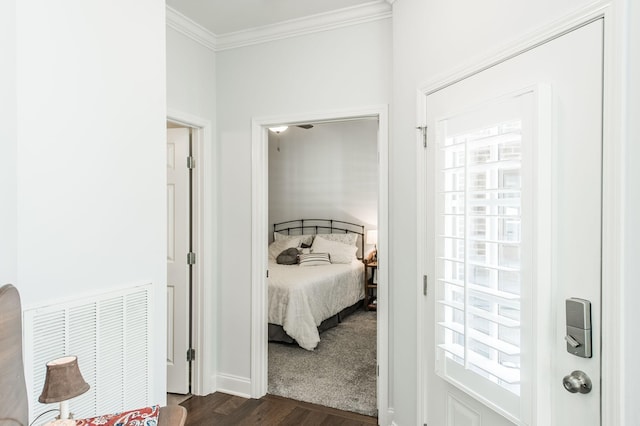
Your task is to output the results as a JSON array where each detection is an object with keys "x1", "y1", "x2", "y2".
[
  {"x1": 166, "y1": 1, "x2": 391, "y2": 53},
  {"x1": 166, "y1": 5, "x2": 217, "y2": 52},
  {"x1": 216, "y1": 1, "x2": 391, "y2": 51}
]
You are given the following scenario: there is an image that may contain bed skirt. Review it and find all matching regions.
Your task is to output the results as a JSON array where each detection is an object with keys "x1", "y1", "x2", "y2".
[{"x1": 268, "y1": 299, "x2": 364, "y2": 345}]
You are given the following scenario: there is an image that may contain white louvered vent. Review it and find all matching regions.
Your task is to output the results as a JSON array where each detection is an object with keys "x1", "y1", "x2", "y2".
[{"x1": 23, "y1": 284, "x2": 153, "y2": 422}]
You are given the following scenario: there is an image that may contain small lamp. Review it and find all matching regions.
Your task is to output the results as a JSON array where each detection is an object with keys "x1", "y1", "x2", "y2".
[
  {"x1": 367, "y1": 229, "x2": 378, "y2": 261},
  {"x1": 39, "y1": 356, "x2": 90, "y2": 421}
]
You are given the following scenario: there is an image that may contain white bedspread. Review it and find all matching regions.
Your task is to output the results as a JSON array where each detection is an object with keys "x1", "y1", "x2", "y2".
[{"x1": 268, "y1": 260, "x2": 364, "y2": 350}]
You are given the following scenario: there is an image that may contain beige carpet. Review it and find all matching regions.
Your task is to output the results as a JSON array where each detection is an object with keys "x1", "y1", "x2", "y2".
[{"x1": 268, "y1": 310, "x2": 377, "y2": 417}]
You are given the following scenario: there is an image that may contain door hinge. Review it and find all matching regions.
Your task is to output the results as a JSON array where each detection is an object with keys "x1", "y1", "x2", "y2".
[
  {"x1": 377, "y1": 365, "x2": 379, "y2": 376},
  {"x1": 187, "y1": 155, "x2": 195, "y2": 169},
  {"x1": 187, "y1": 252, "x2": 196, "y2": 265},
  {"x1": 423, "y1": 275, "x2": 428, "y2": 296},
  {"x1": 416, "y1": 126, "x2": 428, "y2": 148},
  {"x1": 266, "y1": 270, "x2": 269, "y2": 278},
  {"x1": 187, "y1": 348, "x2": 195, "y2": 362}
]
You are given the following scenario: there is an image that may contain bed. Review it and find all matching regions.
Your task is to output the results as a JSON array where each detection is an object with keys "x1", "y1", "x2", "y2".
[{"x1": 267, "y1": 219, "x2": 366, "y2": 350}]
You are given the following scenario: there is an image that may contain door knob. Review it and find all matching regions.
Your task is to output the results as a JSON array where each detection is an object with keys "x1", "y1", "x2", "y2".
[{"x1": 562, "y1": 370, "x2": 592, "y2": 394}]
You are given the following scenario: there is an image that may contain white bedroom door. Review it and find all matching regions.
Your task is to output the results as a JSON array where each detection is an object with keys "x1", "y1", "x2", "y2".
[
  {"x1": 166, "y1": 127, "x2": 191, "y2": 394},
  {"x1": 421, "y1": 20, "x2": 603, "y2": 425}
]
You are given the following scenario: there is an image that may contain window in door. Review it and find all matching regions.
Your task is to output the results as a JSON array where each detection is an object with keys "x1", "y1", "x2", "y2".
[{"x1": 434, "y1": 90, "x2": 545, "y2": 421}]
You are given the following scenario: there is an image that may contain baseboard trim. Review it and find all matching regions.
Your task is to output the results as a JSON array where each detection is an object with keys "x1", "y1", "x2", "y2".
[
  {"x1": 216, "y1": 373, "x2": 252, "y2": 398},
  {"x1": 386, "y1": 407, "x2": 395, "y2": 426}
]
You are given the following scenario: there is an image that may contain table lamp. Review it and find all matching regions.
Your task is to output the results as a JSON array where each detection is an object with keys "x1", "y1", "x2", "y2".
[
  {"x1": 367, "y1": 229, "x2": 378, "y2": 261},
  {"x1": 38, "y1": 356, "x2": 90, "y2": 422}
]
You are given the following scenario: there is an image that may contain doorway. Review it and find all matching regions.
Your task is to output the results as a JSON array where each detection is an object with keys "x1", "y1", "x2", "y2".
[
  {"x1": 250, "y1": 106, "x2": 390, "y2": 425},
  {"x1": 266, "y1": 119, "x2": 378, "y2": 416},
  {"x1": 165, "y1": 110, "x2": 215, "y2": 399}
]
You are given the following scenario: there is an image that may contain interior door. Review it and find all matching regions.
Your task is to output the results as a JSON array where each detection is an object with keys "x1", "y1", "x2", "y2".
[
  {"x1": 422, "y1": 20, "x2": 602, "y2": 425},
  {"x1": 166, "y1": 127, "x2": 191, "y2": 394}
]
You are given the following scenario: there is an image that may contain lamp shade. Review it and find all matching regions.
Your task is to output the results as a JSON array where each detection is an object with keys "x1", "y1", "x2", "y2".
[
  {"x1": 366, "y1": 229, "x2": 378, "y2": 245},
  {"x1": 38, "y1": 356, "x2": 89, "y2": 404}
]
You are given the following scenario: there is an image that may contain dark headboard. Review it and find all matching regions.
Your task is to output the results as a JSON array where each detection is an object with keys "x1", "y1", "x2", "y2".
[
  {"x1": 273, "y1": 219, "x2": 365, "y2": 259},
  {"x1": 0, "y1": 284, "x2": 28, "y2": 426}
]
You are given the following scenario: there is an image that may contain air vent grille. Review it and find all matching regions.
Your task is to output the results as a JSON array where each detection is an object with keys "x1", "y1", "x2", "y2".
[{"x1": 23, "y1": 284, "x2": 153, "y2": 422}]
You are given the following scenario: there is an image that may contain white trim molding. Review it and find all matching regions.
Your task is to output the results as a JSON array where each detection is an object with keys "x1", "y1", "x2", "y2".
[
  {"x1": 166, "y1": 1, "x2": 391, "y2": 52},
  {"x1": 216, "y1": 373, "x2": 252, "y2": 398},
  {"x1": 166, "y1": 6, "x2": 217, "y2": 52},
  {"x1": 216, "y1": 1, "x2": 392, "y2": 51},
  {"x1": 251, "y1": 105, "x2": 390, "y2": 426}
]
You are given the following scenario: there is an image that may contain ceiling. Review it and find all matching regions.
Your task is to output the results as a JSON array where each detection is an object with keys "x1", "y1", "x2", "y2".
[{"x1": 165, "y1": 0, "x2": 381, "y2": 35}]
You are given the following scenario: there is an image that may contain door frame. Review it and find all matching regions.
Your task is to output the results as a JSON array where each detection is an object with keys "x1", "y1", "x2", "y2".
[
  {"x1": 416, "y1": 3, "x2": 624, "y2": 424},
  {"x1": 250, "y1": 105, "x2": 390, "y2": 425},
  {"x1": 167, "y1": 108, "x2": 216, "y2": 396}
]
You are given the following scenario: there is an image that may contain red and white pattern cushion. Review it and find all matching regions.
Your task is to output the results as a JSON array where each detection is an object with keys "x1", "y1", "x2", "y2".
[{"x1": 75, "y1": 405, "x2": 159, "y2": 426}]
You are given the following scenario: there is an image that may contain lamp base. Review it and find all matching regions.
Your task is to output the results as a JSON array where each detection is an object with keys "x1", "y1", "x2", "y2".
[{"x1": 45, "y1": 420, "x2": 76, "y2": 426}]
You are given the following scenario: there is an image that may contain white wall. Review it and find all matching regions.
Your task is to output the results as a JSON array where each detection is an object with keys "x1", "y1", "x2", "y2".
[
  {"x1": 268, "y1": 120, "x2": 378, "y2": 235},
  {"x1": 216, "y1": 19, "x2": 391, "y2": 389},
  {"x1": 167, "y1": 28, "x2": 216, "y2": 122},
  {"x1": 391, "y1": 0, "x2": 613, "y2": 424},
  {"x1": 0, "y1": 0, "x2": 17, "y2": 286},
  {"x1": 11, "y1": 0, "x2": 167, "y2": 406}
]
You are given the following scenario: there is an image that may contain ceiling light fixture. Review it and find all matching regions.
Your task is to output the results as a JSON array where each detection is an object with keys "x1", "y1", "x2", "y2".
[{"x1": 268, "y1": 126, "x2": 288, "y2": 133}]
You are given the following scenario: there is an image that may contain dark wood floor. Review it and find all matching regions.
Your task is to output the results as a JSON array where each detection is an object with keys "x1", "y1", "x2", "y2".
[{"x1": 180, "y1": 392, "x2": 377, "y2": 426}]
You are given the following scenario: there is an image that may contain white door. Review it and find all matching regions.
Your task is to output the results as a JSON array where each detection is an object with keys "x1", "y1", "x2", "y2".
[
  {"x1": 166, "y1": 127, "x2": 191, "y2": 394},
  {"x1": 421, "y1": 20, "x2": 602, "y2": 425}
]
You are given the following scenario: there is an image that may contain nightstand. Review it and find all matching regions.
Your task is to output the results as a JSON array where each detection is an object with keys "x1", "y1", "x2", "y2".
[{"x1": 363, "y1": 260, "x2": 377, "y2": 311}]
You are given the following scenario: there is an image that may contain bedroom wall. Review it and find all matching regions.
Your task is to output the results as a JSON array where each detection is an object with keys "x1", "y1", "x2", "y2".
[
  {"x1": 268, "y1": 120, "x2": 379, "y2": 238},
  {"x1": 0, "y1": 0, "x2": 18, "y2": 286},
  {"x1": 390, "y1": 0, "x2": 619, "y2": 424},
  {"x1": 13, "y1": 0, "x2": 167, "y2": 405},
  {"x1": 215, "y1": 18, "x2": 391, "y2": 393}
]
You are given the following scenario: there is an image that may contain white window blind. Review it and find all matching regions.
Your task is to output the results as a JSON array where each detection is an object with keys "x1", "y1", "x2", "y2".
[{"x1": 435, "y1": 94, "x2": 533, "y2": 420}]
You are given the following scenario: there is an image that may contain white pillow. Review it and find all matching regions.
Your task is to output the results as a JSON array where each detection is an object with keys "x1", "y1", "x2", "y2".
[
  {"x1": 299, "y1": 252, "x2": 331, "y2": 266},
  {"x1": 268, "y1": 236, "x2": 302, "y2": 260},
  {"x1": 274, "y1": 232, "x2": 313, "y2": 246},
  {"x1": 311, "y1": 236, "x2": 358, "y2": 264},
  {"x1": 315, "y1": 232, "x2": 358, "y2": 246}
]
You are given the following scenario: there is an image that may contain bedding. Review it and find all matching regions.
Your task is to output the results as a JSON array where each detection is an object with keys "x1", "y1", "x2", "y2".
[
  {"x1": 311, "y1": 236, "x2": 358, "y2": 264},
  {"x1": 268, "y1": 236, "x2": 303, "y2": 260},
  {"x1": 268, "y1": 258, "x2": 364, "y2": 350}
]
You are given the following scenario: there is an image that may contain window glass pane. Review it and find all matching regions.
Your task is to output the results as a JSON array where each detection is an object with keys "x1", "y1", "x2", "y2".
[
  {"x1": 442, "y1": 259, "x2": 465, "y2": 282},
  {"x1": 443, "y1": 193, "x2": 465, "y2": 214},
  {"x1": 499, "y1": 244, "x2": 520, "y2": 268},
  {"x1": 443, "y1": 146, "x2": 465, "y2": 167},
  {"x1": 468, "y1": 265, "x2": 492, "y2": 287},
  {"x1": 499, "y1": 218, "x2": 521, "y2": 242},
  {"x1": 499, "y1": 324, "x2": 520, "y2": 347},
  {"x1": 499, "y1": 271, "x2": 520, "y2": 295},
  {"x1": 443, "y1": 170, "x2": 465, "y2": 192},
  {"x1": 444, "y1": 238, "x2": 465, "y2": 261},
  {"x1": 443, "y1": 215, "x2": 465, "y2": 239}
]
